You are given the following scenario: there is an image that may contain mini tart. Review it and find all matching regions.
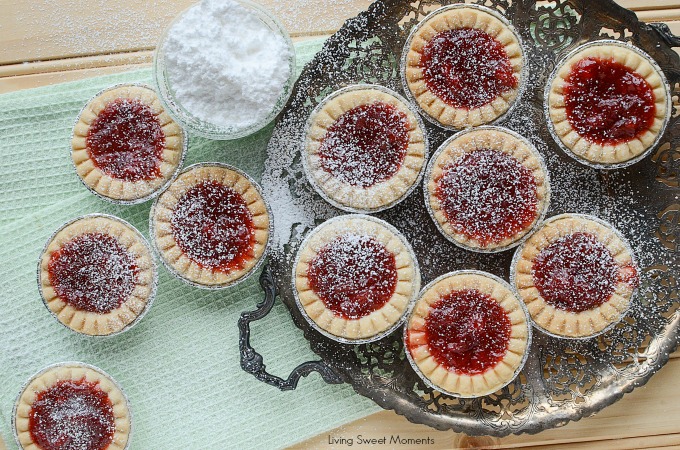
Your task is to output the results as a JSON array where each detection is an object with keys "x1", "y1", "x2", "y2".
[
  {"x1": 426, "y1": 127, "x2": 549, "y2": 252},
  {"x1": 151, "y1": 164, "x2": 270, "y2": 288},
  {"x1": 547, "y1": 41, "x2": 669, "y2": 166},
  {"x1": 405, "y1": 271, "x2": 530, "y2": 397},
  {"x1": 72, "y1": 84, "x2": 185, "y2": 203},
  {"x1": 512, "y1": 214, "x2": 640, "y2": 338},
  {"x1": 293, "y1": 215, "x2": 420, "y2": 342},
  {"x1": 304, "y1": 86, "x2": 427, "y2": 212},
  {"x1": 403, "y1": 5, "x2": 523, "y2": 128},
  {"x1": 14, "y1": 363, "x2": 131, "y2": 450},
  {"x1": 38, "y1": 215, "x2": 156, "y2": 336}
]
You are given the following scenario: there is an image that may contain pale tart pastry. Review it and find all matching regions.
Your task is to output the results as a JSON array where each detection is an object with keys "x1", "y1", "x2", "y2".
[
  {"x1": 303, "y1": 85, "x2": 427, "y2": 212},
  {"x1": 512, "y1": 214, "x2": 640, "y2": 338},
  {"x1": 14, "y1": 362, "x2": 131, "y2": 450},
  {"x1": 546, "y1": 41, "x2": 670, "y2": 167},
  {"x1": 425, "y1": 127, "x2": 550, "y2": 252},
  {"x1": 293, "y1": 215, "x2": 420, "y2": 342},
  {"x1": 38, "y1": 214, "x2": 157, "y2": 336},
  {"x1": 405, "y1": 271, "x2": 531, "y2": 397},
  {"x1": 403, "y1": 5, "x2": 523, "y2": 129},
  {"x1": 151, "y1": 163, "x2": 270, "y2": 288},
  {"x1": 72, "y1": 84, "x2": 186, "y2": 203}
]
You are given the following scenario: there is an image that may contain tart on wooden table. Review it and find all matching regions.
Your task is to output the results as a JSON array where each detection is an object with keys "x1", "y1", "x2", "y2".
[
  {"x1": 546, "y1": 40, "x2": 671, "y2": 168},
  {"x1": 425, "y1": 126, "x2": 550, "y2": 252},
  {"x1": 38, "y1": 214, "x2": 157, "y2": 336},
  {"x1": 303, "y1": 85, "x2": 427, "y2": 213},
  {"x1": 151, "y1": 163, "x2": 271, "y2": 288},
  {"x1": 402, "y1": 4, "x2": 524, "y2": 129},
  {"x1": 512, "y1": 214, "x2": 640, "y2": 339},
  {"x1": 72, "y1": 83, "x2": 187, "y2": 203},
  {"x1": 293, "y1": 214, "x2": 420, "y2": 343},
  {"x1": 13, "y1": 362, "x2": 131, "y2": 450},
  {"x1": 405, "y1": 271, "x2": 531, "y2": 398}
]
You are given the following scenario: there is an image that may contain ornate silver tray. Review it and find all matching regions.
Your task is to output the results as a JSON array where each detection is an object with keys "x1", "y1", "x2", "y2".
[{"x1": 238, "y1": 0, "x2": 680, "y2": 436}]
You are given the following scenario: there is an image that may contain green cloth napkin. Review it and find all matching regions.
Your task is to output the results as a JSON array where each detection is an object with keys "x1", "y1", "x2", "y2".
[{"x1": 0, "y1": 37, "x2": 380, "y2": 449}]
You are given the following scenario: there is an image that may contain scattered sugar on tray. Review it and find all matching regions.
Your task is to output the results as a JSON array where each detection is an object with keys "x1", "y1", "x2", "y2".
[{"x1": 162, "y1": 0, "x2": 293, "y2": 130}]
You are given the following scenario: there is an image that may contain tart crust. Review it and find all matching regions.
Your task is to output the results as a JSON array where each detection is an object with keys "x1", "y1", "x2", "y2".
[
  {"x1": 513, "y1": 214, "x2": 637, "y2": 338},
  {"x1": 152, "y1": 164, "x2": 270, "y2": 288},
  {"x1": 547, "y1": 43, "x2": 668, "y2": 165},
  {"x1": 294, "y1": 215, "x2": 420, "y2": 341},
  {"x1": 426, "y1": 127, "x2": 549, "y2": 251},
  {"x1": 38, "y1": 215, "x2": 156, "y2": 336},
  {"x1": 72, "y1": 84, "x2": 185, "y2": 202},
  {"x1": 14, "y1": 363, "x2": 131, "y2": 450},
  {"x1": 304, "y1": 87, "x2": 427, "y2": 212},
  {"x1": 405, "y1": 272, "x2": 530, "y2": 397},
  {"x1": 404, "y1": 6, "x2": 523, "y2": 128}
]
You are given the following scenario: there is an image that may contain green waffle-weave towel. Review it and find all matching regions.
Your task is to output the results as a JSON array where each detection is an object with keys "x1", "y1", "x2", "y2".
[{"x1": 0, "y1": 38, "x2": 380, "y2": 449}]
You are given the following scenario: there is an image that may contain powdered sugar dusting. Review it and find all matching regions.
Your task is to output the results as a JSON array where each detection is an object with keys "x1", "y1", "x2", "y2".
[
  {"x1": 435, "y1": 149, "x2": 539, "y2": 246},
  {"x1": 422, "y1": 289, "x2": 512, "y2": 375},
  {"x1": 420, "y1": 28, "x2": 518, "y2": 109},
  {"x1": 532, "y1": 232, "x2": 620, "y2": 312},
  {"x1": 162, "y1": 0, "x2": 293, "y2": 130},
  {"x1": 318, "y1": 102, "x2": 409, "y2": 188},
  {"x1": 307, "y1": 233, "x2": 397, "y2": 320},
  {"x1": 86, "y1": 97, "x2": 165, "y2": 182},
  {"x1": 171, "y1": 180, "x2": 255, "y2": 273},
  {"x1": 29, "y1": 379, "x2": 116, "y2": 450},
  {"x1": 48, "y1": 233, "x2": 137, "y2": 314}
]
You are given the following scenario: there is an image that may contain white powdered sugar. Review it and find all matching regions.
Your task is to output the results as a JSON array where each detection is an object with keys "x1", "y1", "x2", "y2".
[{"x1": 163, "y1": 0, "x2": 293, "y2": 130}]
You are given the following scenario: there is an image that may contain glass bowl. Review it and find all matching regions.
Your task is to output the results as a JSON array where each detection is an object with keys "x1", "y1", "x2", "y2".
[{"x1": 153, "y1": 0, "x2": 296, "y2": 140}]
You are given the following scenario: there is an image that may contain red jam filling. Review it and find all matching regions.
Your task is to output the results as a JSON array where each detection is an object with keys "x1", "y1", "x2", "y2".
[
  {"x1": 87, "y1": 98, "x2": 165, "y2": 182},
  {"x1": 420, "y1": 28, "x2": 518, "y2": 110},
  {"x1": 48, "y1": 233, "x2": 138, "y2": 314},
  {"x1": 423, "y1": 289, "x2": 511, "y2": 375},
  {"x1": 307, "y1": 234, "x2": 398, "y2": 320},
  {"x1": 532, "y1": 232, "x2": 639, "y2": 312},
  {"x1": 171, "y1": 180, "x2": 256, "y2": 273},
  {"x1": 435, "y1": 149, "x2": 538, "y2": 246},
  {"x1": 29, "y1": 378, "x2": 116, "y2": 450},
  {"x1": 563, "y1": 57, "x2": 656, "y2": 145},
  {"x1": 318, "y1": 102, "x2": 410, "y2": 188}
]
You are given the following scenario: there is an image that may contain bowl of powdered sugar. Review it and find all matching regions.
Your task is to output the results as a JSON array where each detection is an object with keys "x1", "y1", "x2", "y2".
[{"x1": 153, "y1": 0, "x2": 296, "y2": 140}]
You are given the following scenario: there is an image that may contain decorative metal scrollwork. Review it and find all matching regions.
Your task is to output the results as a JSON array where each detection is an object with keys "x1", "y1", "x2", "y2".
[{"x1": 242, "y1": 0, "x2": 680, "y2": 436}]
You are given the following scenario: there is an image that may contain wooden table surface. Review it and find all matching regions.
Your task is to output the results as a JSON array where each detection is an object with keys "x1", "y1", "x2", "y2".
[{"x1": 1, "y1": 1, "x2": 679, "y2": 449}]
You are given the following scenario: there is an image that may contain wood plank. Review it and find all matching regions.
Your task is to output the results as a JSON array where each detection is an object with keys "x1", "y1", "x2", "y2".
[
  {"x1": 0, "y1": 64, "x2": 150, "y2": 94},
  {"x1": 0, "y1": 0, "x2": 372, "y2": 66},
  {"x1": 293, "y1": 356, "x2": 680, "y2": 449},
  {"x1": 636, "y1": 8, "x2": 680, "y2": 23},
  {"x1": 3, "y1": 17, "x2": 680, "y2": 94},
  {"x1": 3, "y1": 3, "x2": 680, "y2": 85},
  {"x1": 0, "y1": 0, "x2": 668, "y2": 67},
  {"x1": 618, "y1": 0, "x2": 680, "y2": 12},
  {"x1": 0, "y1": 35, "x2": 326, "y2": 94}
]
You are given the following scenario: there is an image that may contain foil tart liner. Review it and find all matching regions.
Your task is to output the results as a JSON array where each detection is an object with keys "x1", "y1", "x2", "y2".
[
  {"x1": 301, "y1": 83, "x2": 430, "y2": 214},
  {"x1": 12, "y1": 361, "x2": 133, "y2": 450},
  {"x1": 423, "y1": 125, "x2": 552, "y2": 254},
  {"x1": 399, "y1": 3, "x2": 528, "y2": 131},
  {"x1": 36, "y1": 213, "x2": 158, "y2": 338},
  {"x1": 291, "y1": 213, "x2": 421, "y2": 345},
  {"x1": 403, "y1": 269, "x2": 533, "y2": 398},
  {"x1": 152, "y1": 0, "x2": 296, "y2": 140},
  {"x1": 148, "y1": 162, "x2": 273, "y2": 290},
  {"x1": 543, "y1": 39, "x2": 673, "y2": 170},
  {"x1": 70, "y1": 82, "x2": 189, "y2": 205},
  {"x1": 509, "y1": 212, "x2": 639, "y2": 340}
]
